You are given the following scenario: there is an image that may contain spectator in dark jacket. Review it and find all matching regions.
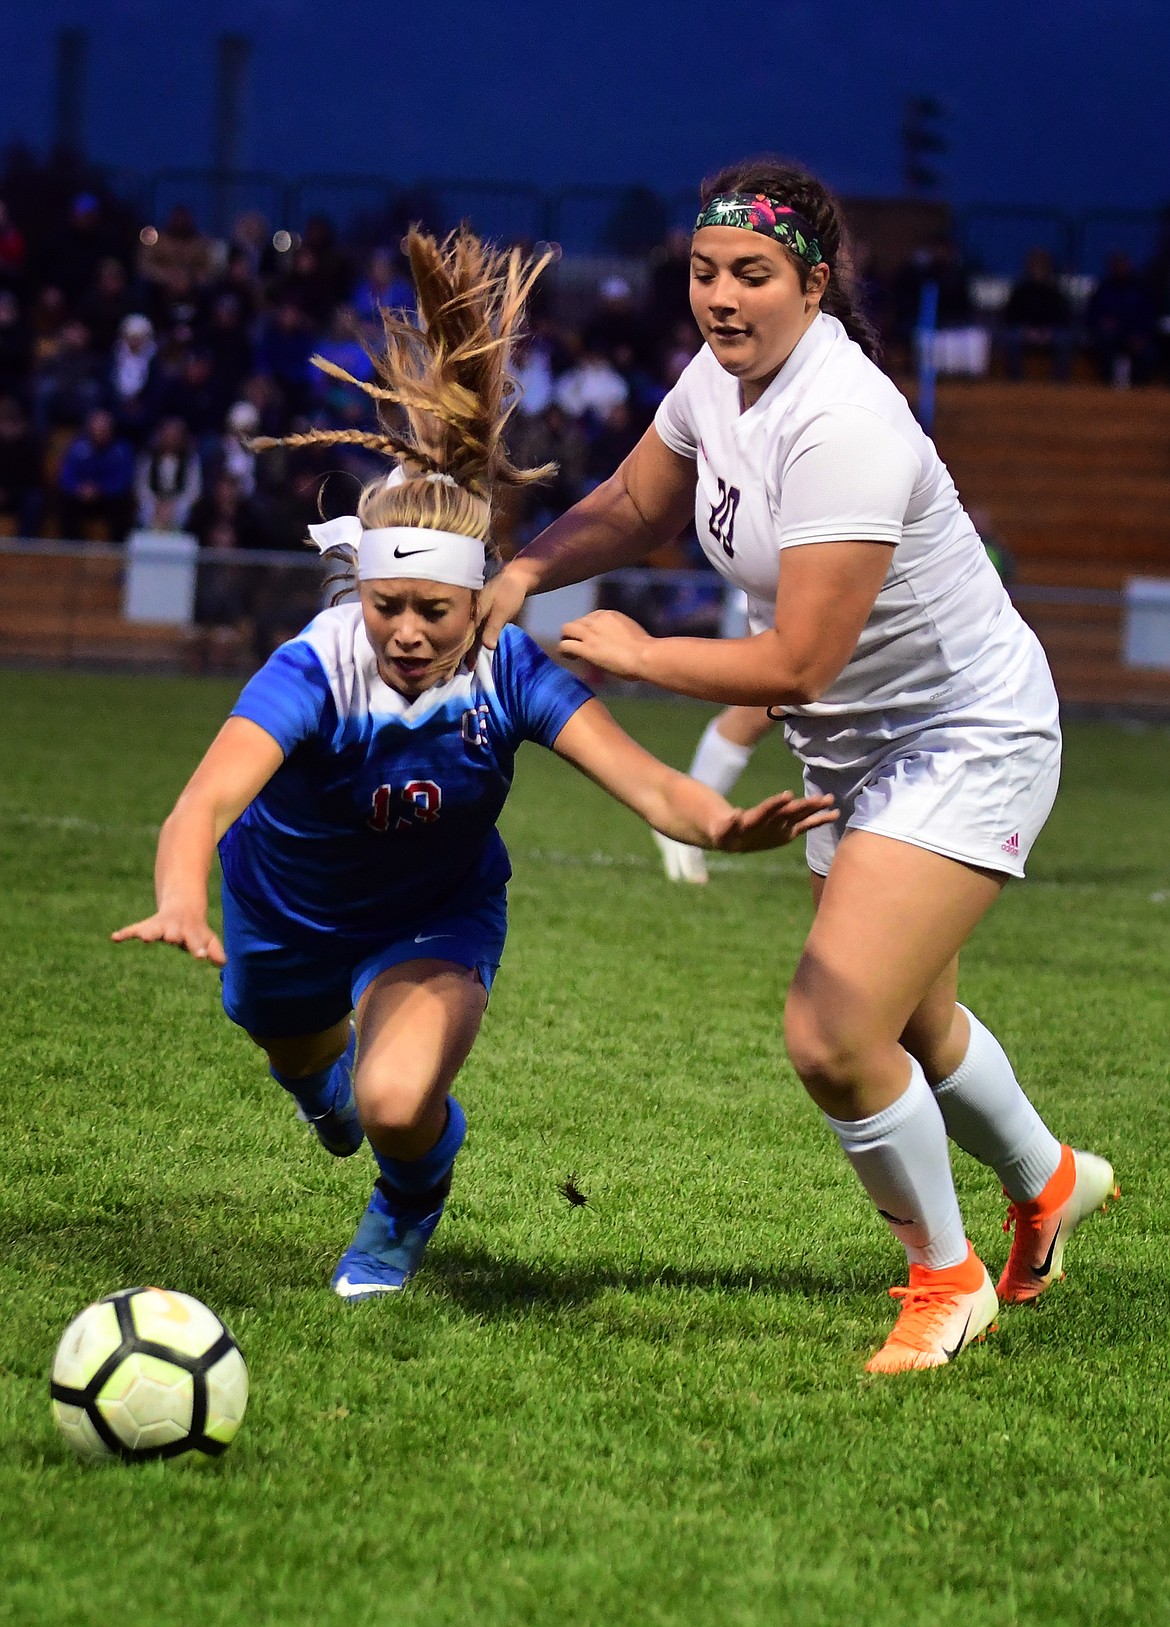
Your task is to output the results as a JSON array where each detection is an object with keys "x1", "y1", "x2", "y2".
[
  {"x1": 311, "y1": 307, "x2": 375, "y2": 414},
  {"x1": 255, "y1": 301, "x2": 314, "y2": 413},
  {"x1": 1086, "y1": 252, "x2": 1158, "y2": 386},
  {"x1": 1002, "y1": 249, "x2": 1074, "y2": 380},
  {"x1": 277, "y1": 245, "x2": 339, "y2": 327},
  {"x1": 352, "y1": 248, "x2": 414, "y2": 323},
  {"x1": 32, "y1": 320, "x2": 103, "y2": 432},
  {"x1": 303, "y1": 215, "x2": 354, "y2": 309},
  {"x1": 42, "y1": 194, "x2": 124, "y2": 304},
  {"x1": 0, "y1": 394, "x2": 43, "y2": 534},
  {"x1": 583, "y1": 276, "x2": 646, "y2": 365},
  {"x1": 79, "y1": 258, "x2": 136, "y2": 352},
  {"x1": 0, "y1": 200, "x2": 27, "y2": 290},
  {"x1": 188, "y1": 469, "x2": 266, "y2": 555},
  {"x1": 58, "y1": 407, "x2": 136, "y2": 539},
  {"x1": 226, "y1": 212, "x2": 270, "y2": 282},
  {"x1": 647, "y1": 228, "x2": 694, "y2": 347},
  {"x1": 135, "y1": 416, "x2": 203, "y2": 531},
  {"x1": 213, "y1": 246, "x2": 263, "y2": 326},
  {"x1": 159, "y1": 349, "x2": 230, "y2": 444},
  {"x1": 509, "y1": 404, "x2": 590, "y2": 544},
  {"x1": 586, "y1": 399, "x2": 641, "y2": 483},
  {"x1": 0, "y1": 290, "x2": 31, "y2": 397},
  {"x1": 1146, "y1": 210, "x2": 1170, "y2": 382},
  {"x1": 890, "y1": 241, "x2": 971, "y2": 351},
  {"x1": 147, "y1": 266, "x2": 204, "y2": 348},
  {"x1": 29, "y1": 285, "x2": 68, "y2": 363},
  {"x1": 204, "y1": 292, "x2": 255, "y2": 403},
  {"x1": 188, "y1": 473, "x2": 270, "y2": 665}
]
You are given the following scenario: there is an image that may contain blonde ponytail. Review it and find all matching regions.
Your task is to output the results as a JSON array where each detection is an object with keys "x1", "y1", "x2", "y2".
[{"x1": 249, "y1": 227, "x2": 554, "y2": 548}]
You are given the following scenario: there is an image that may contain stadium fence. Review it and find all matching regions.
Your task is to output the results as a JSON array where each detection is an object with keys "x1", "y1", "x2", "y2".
[{"x1": 3, "y1": 539, "x2": 1169, "y2": 712}]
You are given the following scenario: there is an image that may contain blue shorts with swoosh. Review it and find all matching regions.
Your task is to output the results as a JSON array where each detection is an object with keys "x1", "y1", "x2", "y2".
[{"x1": 219, "y1": 878, "x2": 508, "y2": 1037}]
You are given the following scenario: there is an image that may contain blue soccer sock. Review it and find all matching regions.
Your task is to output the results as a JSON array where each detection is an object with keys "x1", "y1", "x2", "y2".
[
  {"x1": 270, "y1": 1024, "x2": 356, "y2": 1116},
  {"x1": 374, "y1": 1096, "x2": 467, "y2": 1199}
]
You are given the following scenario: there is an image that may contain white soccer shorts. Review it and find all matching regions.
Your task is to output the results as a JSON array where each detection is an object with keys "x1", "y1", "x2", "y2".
[{"x1": 802, "y1": 716, "x2": 1061, "y2": 880}]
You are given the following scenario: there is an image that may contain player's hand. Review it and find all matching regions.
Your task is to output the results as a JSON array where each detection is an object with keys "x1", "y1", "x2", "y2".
[
  {"x1": 111, "y1": 910, "x2": 226, "y2": 965},
  {"x1": 558, "y1": 610, "x2": 651, "y2": 680},
  {"x1": 479, "y1": 562, "x2": 536, "y2": 652},
  {"x1": 712, "y1": 791, "x2": 837, "y2": 853}
]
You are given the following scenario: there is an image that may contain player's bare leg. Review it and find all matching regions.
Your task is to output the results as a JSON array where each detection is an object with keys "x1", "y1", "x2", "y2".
[
  {"x1": 332, "y1": 960, "x2": 486, "y2": 1300},
  {"x1": 654, "y1": 705, "x2": 775, "y2": 882},
  {"x1": 789, "y1": 834, "x2": 1006, "y2": 1370},
  {"x1": 259, "y1": 1018, "x2": 352, "y2": 1079},
  {"x1": 795, "y1": 835, "x2": 1116, "y2": 1362},
  {"x1": 353, "y1": 959, "x2": 486, "y2": 1158},
  {"x1": 253, "y1": 1015, "x2": 362, "y2": 1157}
]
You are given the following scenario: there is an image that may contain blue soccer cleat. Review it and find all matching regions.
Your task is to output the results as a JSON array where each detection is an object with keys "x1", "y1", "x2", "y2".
[
  {"x1": 331, "y1": 1176, "x2": 451, "y2": 1300},
  {"x1": 293, "y1": 1024, "x2": 363, "y2": 1158}
]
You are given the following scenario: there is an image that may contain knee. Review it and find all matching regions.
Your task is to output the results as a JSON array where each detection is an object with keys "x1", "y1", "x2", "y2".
[
  {"x1": 353, "y1": 1065, "x2": 434, "y2": 1141},
  {"x1": 783, "y1": 988, "x2": 868, "y2": 1104}
]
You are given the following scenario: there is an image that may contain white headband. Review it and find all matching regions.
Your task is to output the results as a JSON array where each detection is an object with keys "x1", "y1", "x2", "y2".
[{"x1": 307, "y1": 515, "x2": 486, "y2": 589}]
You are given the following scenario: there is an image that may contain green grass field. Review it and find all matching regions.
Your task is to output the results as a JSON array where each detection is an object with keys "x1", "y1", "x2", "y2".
[{"x1": 1, "y1": 668, "x2": 1168, "y2": 1627}]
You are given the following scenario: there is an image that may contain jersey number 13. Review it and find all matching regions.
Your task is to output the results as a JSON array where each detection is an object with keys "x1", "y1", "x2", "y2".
[{"x1": 368, "y1": 779, "x2": 442, "y2": 833}]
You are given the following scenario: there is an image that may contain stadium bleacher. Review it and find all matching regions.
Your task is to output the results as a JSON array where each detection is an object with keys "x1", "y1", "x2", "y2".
[
  {"x1": 1, "y1": 156, "x2": 1169, "y2": 702},
  {"x1": 930, "y1": 382, "x2": 1170, "y2": 705}
]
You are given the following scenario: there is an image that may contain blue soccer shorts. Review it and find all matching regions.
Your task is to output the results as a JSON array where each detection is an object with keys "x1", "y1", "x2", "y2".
[{"x1": 219, "y1": 880, "x2": 508, "y2": 1039}]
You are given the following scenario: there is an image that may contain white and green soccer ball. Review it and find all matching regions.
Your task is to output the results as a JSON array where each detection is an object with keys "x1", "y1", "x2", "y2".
[{"x1": 50, "y1": 1287, "x2": 249, "y2": 1463}]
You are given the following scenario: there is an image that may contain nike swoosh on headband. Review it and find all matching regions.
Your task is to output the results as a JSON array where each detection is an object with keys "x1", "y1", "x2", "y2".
[{"x1": 306, "y1": 516, "x2": 486, "y2": 587}]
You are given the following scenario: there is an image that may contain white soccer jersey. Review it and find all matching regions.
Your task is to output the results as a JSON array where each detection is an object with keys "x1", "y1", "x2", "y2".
[{"x1": 654, "y1": 313, "x2": 1051, "y2": 769}]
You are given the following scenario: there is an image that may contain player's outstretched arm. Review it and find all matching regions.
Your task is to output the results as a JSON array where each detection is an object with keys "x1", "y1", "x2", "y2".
[
  {"x1": 479, "y1": 427, "x2": 696, "y2": 650},
  {"x1": 550, "y1": 699, "x2": 835, "y2": 850},
  {"x1": 558, "y1": 540, "x2": 897, "y2": 706},
  {"x1": 111, "y1": 717, "x2": 284, "y2": 965}
]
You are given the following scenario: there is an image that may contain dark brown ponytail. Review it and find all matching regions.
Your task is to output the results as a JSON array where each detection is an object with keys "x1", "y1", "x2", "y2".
[{"x1": 700, "y1": 157, "x2": 882, "y2": 362}]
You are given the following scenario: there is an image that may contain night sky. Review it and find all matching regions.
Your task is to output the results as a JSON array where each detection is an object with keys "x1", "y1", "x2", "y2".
[{"x1": 0, "y1": 0, "x2": 1167, "y2": 210}]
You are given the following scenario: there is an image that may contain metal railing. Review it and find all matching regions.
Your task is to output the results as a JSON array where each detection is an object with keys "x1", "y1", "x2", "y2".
[
  {"x1": 5, "y1": 540, "x2": 1168, "y2": 707},
  {"x1": 111, "y1": 167, "x2": 1167, "y2": 273},
  {"x1": 0, "y1": 536, "x2": 328, "y2": 670},
  {"x1": 955, "y1": 202, "x2": 1166, "y2": 276}
]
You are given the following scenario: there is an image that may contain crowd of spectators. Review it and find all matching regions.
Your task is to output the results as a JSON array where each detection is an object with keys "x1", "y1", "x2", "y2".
[
  {"x1": 881, "y1": 237, "x2": 1170, "y2": 386},
  {"x1": 0, "y1": 186, "x2": 720, "y2": 648},
  {"x1": 1, "y1": 164, "x2": 1169, "y2": 654}
]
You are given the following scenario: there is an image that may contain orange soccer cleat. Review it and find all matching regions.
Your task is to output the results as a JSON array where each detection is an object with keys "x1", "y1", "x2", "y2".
[
  {"x1": 997, "y1": 1145, "x2": 1118, "y2": 1305},
  {"x1": 866, "y1": 1243, "x2": 999, "y2": 1374}
]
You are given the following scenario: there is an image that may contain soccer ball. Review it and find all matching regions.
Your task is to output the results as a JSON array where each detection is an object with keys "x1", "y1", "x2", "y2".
[{"x1": 50, "y1": 1286, "x2": 249, "y2": 1463}]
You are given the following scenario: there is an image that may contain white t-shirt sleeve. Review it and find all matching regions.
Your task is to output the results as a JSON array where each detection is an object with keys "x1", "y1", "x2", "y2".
[
  {"x1": 653, "y1": 361, "x2": 701, "y2": 460},
  {"x1": 777, "y1": 404, "x2": 921, "y2": 549}
]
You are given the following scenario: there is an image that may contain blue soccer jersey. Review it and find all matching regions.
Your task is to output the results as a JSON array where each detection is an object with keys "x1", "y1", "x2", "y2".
[{"x1": 219, "y1": 606, "x2": 592, "y2": 943}]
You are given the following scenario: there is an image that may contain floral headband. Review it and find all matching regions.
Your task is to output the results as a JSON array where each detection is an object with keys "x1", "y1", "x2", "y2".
[{"x1": 694, "y1": 193, "x2": 824, "y2": 270}]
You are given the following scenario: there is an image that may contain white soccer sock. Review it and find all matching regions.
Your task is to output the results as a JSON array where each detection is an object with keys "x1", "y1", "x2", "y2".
[
  {"x1": 689, "y1": 717, "x2": 754, "y2": 796},
  {"x1": 824, "y1": 1056, "x2": 968, "y2": 1270},
  {"x1": 931, "y1": 1006, "x2": 1062, "y2": 1202}
]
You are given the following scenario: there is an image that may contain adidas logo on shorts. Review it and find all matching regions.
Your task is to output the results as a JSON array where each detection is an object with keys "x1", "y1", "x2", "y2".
[{"x1": 1001, "y1": 831, "x2": 1021, "y2": 856}]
